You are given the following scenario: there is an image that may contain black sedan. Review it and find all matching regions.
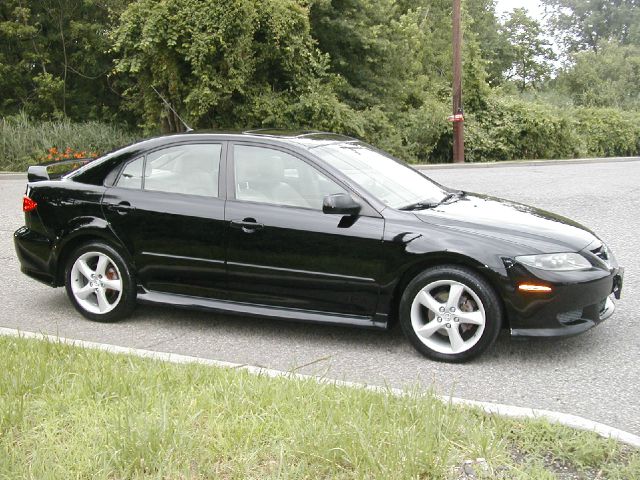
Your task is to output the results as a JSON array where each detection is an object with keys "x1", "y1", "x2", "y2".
[{"x1": 14, "y1": 131, "x2": 624, "y2": 362}]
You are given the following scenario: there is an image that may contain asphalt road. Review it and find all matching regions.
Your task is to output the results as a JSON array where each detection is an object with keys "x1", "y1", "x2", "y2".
[{"x1": 1, "y1": 160, "x2": 638, "y2": 435}]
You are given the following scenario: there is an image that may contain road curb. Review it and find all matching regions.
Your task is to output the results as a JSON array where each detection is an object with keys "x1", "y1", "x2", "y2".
[
  {"x1": 0, "y1": 172, "x2": 26, "y2": 180},
  {"x1": 416, "y1": 156, "x2": 640, "y2": 170},
  {"x1": 1, "y1": 326, "x2": 639, "y2": 448}
]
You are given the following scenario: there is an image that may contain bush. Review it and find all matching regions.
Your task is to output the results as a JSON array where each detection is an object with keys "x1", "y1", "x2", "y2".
[
  {"x1": 464, "y1": 97, "x2": 583, "y2": 162},
  {"x1": 457, "y1": 98, "x2": 640, "y2": 163},
  {"x1": 573, "y1": 108, "x2": 640, "y2": 157},
  {"x1": 0, "y1": 112, "x2": 140, "y2": 172},
  {"x1": 2, "y1": 104, "x2": 638, "y2": 171}
]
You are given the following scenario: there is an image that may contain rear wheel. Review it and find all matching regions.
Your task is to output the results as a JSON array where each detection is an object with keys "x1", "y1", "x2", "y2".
[
  {"x1": 399, "y1": 265, "x2": 502, "y2": 362},
  {"x1": 65, "y1": 242, "x2": 136, "y2": 322}
]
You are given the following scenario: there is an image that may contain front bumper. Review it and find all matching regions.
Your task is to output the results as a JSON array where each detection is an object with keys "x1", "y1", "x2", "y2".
[{"x1": 505, "y1": 262, "x2": 624, "y2": 338}]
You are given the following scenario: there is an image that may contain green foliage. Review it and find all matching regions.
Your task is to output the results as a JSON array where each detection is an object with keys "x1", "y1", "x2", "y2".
[
  {"x1": 542, "y1": 0, "x2": 640, "y2": 52},
  {"x1": 573, "y1": 108, "x2": 640, "y2": 157},
  {"x1": 112, "y1": 0, "x2": 344, "y2": 133},
  {"x1": 0, "y1": 0, "x2": 128, "y2": 121},
  {"x1": 0, "y1": 112, "x2": 139, "y2": 171},
  {"x1": 465, "y1": 97, "x2": 581, "y2": 162},
  {"x1": 310, "y1": 0, "x2": 448, "y2": 108},
  {"x1": 555, "y1": 42, "x2": 640, "y2": 110},
  {"x1": 465, "y1": 0, "x2": 513, "y2": 87},
  {"x1": 464, "y1": 97, "x2": 640, "y2": 162},
  {"x1": 501, "y1": 8, "x2": 556, "y2": 92},
  {"x1": 108, "y1": 0, "x2": 487, "y2": 164}
]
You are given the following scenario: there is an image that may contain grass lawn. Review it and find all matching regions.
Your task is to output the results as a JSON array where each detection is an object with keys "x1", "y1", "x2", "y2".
[{"x1": 0, "y1": 335, "x2": 638, "y2": 479}]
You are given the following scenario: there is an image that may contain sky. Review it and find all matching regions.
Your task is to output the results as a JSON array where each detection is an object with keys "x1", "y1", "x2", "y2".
[{"x1": 495, "y1": 0, "x2": 546, "y2": 21}]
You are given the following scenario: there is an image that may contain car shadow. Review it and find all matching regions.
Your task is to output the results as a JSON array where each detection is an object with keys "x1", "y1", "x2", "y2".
[{"x1": 126, "y1": 301, "x2": 600, "y2": 366}]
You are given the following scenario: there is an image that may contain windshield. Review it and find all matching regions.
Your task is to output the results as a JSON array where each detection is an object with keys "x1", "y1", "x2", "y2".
[{"x1": 313, "y1": 142, "x2": 447, "y2": 209}]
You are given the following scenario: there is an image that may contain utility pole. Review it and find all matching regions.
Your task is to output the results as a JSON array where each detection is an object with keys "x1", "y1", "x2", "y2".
[{"x1": 452, "y1": 0, "x2": 465, "y2": 163}]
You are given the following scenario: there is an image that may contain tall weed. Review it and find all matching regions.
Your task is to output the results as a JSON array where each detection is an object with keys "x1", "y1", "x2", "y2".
[{"x1": 0, "y1": 112, "x2": 139, "y2": 171}]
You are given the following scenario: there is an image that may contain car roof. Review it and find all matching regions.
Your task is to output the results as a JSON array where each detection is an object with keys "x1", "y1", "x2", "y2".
[{"x1": 118, "y1": 130, "x2": 357, "y2": 153}]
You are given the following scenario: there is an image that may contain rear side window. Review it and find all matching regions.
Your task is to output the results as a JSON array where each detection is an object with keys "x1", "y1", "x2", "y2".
[
  {"x1": 116, "y1": 157, "x2": 143, "y2": 189},
  {"x1": 115, "y1": 144, "x2": 222, "y2": 197}
]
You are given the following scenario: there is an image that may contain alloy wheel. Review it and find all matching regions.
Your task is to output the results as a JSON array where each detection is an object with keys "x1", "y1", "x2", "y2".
[
  {"x1": 70, "y1": 251, "x2": 123, "y2": 315},
  {"x1": 410, "y1": 279, "x2": 486, "y2": 355}
]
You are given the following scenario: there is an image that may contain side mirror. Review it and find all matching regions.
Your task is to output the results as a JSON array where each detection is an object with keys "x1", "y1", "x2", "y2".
[{"x1": 322, "y1": 193, "x2": 361, "y2": 216}]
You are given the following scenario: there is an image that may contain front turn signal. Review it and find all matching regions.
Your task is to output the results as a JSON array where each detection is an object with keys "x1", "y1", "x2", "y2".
[
  {"x1": 518, "y1": 283, "x2": 552, "y2": 293},
  {"x1": 23, "y1": 196, "x2": 38, "y2": 212}
]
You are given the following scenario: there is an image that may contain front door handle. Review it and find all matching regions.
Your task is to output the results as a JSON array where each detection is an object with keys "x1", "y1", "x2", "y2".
[
  {"x1": 107, "y1": 201, "x2": 135, "y2": 215},
  {"x1": 230, "y1": 218, "x2": 264, "y2": 233}
]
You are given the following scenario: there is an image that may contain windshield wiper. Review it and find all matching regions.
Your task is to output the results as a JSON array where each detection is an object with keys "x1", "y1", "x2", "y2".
[
  {"x1": 440, "y1": 190, "x2": 466, "y2": 203},
  {"x1": 399, "y1": 201, "x2": 441, "y2": 211},
  {"x1": 399, "y1": 190, "x2": 466, "y2": 211}
]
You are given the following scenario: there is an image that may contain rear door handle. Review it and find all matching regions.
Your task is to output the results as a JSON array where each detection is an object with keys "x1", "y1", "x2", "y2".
[
  {"x1": 230, "y1": 218, "x2": 264, "y2": 233},
  {"x1": 107, "y1": 201, "x2": 135, "y2": 215}
]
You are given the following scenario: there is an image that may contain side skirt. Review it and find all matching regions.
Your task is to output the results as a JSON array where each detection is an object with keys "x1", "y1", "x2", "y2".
[{"x1": 137, "y1": 289, "x2": 388, "y2": 330}]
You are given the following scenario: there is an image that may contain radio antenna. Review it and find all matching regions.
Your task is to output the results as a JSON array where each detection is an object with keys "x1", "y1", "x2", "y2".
[{"x1": 151, "y1": 85, "x2": 193, "y2": 132}]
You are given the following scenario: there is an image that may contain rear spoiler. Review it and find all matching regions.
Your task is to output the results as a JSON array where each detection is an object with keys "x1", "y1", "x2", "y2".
[{"x1": 27, "y1": 158, "x2": 97, "y2": 182}]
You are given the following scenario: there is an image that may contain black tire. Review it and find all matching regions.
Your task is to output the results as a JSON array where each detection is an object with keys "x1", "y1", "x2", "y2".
[
  {"x1": 64, "y1": 242, "x2": 136, "y2": 322},
  {"x1": 399, "y1": 265, "x2": 502, "y2": 363}
]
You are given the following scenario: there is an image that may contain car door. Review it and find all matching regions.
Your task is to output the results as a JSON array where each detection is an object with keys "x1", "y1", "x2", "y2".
[
  {"x1": 225, "y1": 142, "x2": 386, "y2": 317},
  {"x1": 102, "y1": 142, "x2": 228, "y2": 299}
]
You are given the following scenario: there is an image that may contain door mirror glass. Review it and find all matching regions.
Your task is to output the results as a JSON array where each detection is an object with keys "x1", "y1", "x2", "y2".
[{"x1": 322, "y1": 193, "x2": 361, "y2": 216}]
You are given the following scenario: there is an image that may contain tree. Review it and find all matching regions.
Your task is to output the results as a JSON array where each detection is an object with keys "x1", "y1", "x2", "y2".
[
  {"x1": 502, "y1": 8, "x2": 555, "y2": 91},
  {"x1": 307, "y1": 0, "x2": 493, "y2": 161},
  {"x1": 310, "y1": 0, "x2": 438, "y2": 110},
  {"x1": 0, "y1": 0, "x2": 127, "y2": 120},
  {"x1": 555, "y1": 42, "x2": 640, "y2": 109},
  {"x1": 542, "y1": 0, "x2": 640, "y2": 53},
  {"x1": 111, "y1": 0, "x2": 358, "y2": 133},
  {"x1": 465, "y1": 0, "x2": 512, "y2": 86}
]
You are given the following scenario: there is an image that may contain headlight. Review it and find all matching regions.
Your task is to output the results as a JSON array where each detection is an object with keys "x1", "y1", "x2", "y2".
[{"x1": 515, "y1": 253, "x2": 591, "y2": 271}]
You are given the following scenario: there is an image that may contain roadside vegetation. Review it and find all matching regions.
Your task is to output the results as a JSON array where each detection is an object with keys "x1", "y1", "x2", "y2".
[
  {"x1": 0, "y1": 113, "x2": 139, "y2": 172},
  {"x1": 1, "y1": 0, "x2": 640, "y2": 170},
  {"x1": 1, "y1": 335, "x2": 638, "y2": 479}
]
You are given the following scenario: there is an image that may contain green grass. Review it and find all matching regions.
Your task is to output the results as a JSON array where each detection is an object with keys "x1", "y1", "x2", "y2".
[
  {"x1": 0, "y1": 335, "x2": 637, "y2": 479},
  {"x1": 0, "y1": 112, "x2": 140, "y2": 172}
]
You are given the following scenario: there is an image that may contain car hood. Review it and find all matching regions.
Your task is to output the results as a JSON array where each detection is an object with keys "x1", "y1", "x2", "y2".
[{"x1": 413, "y1": 193, "x2": 597, "y2": 253}]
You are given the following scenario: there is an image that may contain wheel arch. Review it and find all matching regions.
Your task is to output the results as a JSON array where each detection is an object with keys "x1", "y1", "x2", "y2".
[
  {"x1": 53, "y1": 220, "x2": 131, "y2": 286},
  {"x1": 386, "y1": 252, "x2": 509, "y2": 328}
]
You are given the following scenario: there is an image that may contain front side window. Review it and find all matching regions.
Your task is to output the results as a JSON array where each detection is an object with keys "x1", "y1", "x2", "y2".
[
  {"x1": 234, "y1": 145, "x2": 347, "y2": 209},
  {"x1": 313, "y1": 142, "x2": 447, "y2": 209}
]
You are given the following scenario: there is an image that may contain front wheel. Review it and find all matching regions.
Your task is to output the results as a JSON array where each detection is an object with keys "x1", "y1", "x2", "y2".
[
  {"x1": 65, "y1": 242, "x2": 136, "y2": 322},
  {"x1": 399, "y1": 265, "x2": 502, "y2": 363}
]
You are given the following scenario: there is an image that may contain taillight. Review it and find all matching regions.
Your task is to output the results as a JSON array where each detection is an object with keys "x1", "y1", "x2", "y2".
[{"x1": 23, "y1": 196, "x2": 38, "y2": 212}]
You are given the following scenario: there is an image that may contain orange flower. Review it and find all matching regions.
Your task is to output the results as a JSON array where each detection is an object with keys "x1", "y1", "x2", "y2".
[
  {"x1": 49, "y1": 147, "x2": 58, "y2": 154},
  {"x1": 47, "y1": 154, "x2": 53, "y2": 160}
]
